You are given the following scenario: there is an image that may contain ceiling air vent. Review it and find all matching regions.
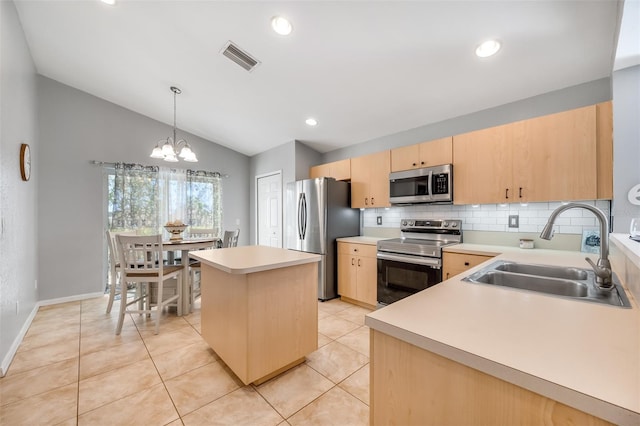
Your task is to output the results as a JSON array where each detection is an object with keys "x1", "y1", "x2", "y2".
[{"x1": 221, "y1": 41, "x2": 260, "y2": 72}]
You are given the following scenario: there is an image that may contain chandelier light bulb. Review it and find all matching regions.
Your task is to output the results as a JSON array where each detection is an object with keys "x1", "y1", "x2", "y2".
[{"x1": 150, "y1": 146, "x2": 164, "y2": 159}]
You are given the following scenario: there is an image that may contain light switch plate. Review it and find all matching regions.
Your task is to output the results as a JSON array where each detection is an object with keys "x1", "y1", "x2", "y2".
[
  {"x1": 509, "y1": 215, "x2": 519, "y2": 228},
  {"x1": 377, "y1": 216, "x2": 382, "y2": 225}
]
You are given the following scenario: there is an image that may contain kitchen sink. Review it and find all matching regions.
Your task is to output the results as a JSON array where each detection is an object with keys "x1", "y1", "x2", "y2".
[
  {"x1": 472, "y1": 271, "x2": 588, "y2": 297},
  {"x1": 463, "y1": 260, "x2": 631, "y2": 308},
  {"x1": 494, "y1": 262, "x2": 588, "y2": 281}
]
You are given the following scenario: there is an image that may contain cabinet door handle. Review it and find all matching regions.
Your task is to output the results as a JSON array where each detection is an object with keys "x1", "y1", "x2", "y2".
[
  {"x1": 505, "y1": 188, "x2": 509, "y2": 199},
  {"x1": 371, "y1": 197, "x2": 375, "y2": 205},
  {"x1": 358, "y1": 259, "x2": 361, "y2": 267},
  {"x1": 365, "y1": 197, "x2": 369, "y2": 206},
  {"x1": 519, "y1": 187, "x2": 523, "y2": 198},
  {"x1": 464, "y1": 262, "x2": 469, "y2": 266},
  {"x1": 446, "y1": 272, "x2": 450, "y2": 279},
  {"x1": 351, "y1": 258, "x2": 355, "y2": 266},
  {"x1": 412, "y1": 162, "x2": 417, "y2": 167},
  {"x1": 421, "y1": 161, "x2": 425, "y2": 165}
]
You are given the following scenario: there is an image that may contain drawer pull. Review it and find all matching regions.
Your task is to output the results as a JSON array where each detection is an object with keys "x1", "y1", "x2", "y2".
[{"x1": 464, "y1": 262, "x2": 470, "y2": 266}]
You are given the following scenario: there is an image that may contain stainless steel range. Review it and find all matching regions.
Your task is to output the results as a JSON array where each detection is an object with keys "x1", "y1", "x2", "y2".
[{"x1": 377, "y1": 219, "x2": 462, "y2": 305}]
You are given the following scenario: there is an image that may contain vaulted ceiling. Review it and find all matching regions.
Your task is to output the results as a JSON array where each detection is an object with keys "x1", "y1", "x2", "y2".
[{"x1": 14, "y1": 1, "x2": 637, "y2": 157}]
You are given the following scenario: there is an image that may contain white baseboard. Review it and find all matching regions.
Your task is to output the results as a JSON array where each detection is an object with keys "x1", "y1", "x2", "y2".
[
  {"x1": 38, "y1": 292, "x2": 104, "y2": 306},
  {"x1": 0, "y1": 291, "x2": 105, "y2": 377},
  {"x1": 1, "y1": 304, "x2": 39, "y2": 377}
]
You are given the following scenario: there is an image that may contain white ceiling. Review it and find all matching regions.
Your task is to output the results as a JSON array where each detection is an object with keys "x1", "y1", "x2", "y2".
[{"x1": 14, "y1": 0, "x2": 636, "y2": 157}]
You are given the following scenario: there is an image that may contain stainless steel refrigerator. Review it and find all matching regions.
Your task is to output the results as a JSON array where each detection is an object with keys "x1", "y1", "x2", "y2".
[{"x1": 286, "y1": 177, "x2": 360, "y2": 300}]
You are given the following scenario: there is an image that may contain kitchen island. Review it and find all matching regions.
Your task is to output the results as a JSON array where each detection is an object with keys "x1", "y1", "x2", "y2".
[
  {"x1": 366, "y1": 241, "x2": 640, "y2": 425},
  {"x1": 190, "y1": 245, "x2": 321, "y2": 385}
]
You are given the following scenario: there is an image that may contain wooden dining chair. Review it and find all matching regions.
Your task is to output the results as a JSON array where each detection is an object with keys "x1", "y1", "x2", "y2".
[
  {"x1": 186, "y1": 228, "x2": 218, "y2": 309},
  {"x1": 105, "y1": 229, "x2": 137, "y2": 314},
  {"x1": 115, "y1": 234, "x2": 183, "y2": 335}
]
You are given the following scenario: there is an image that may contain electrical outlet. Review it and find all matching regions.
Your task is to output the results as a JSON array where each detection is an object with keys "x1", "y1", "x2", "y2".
[
  {"x1": 508, "y1": 215, "x2": 519, "y2": 228},
  {"x1": 377, "y1": 216, "x2": 382, "y2": 225}
]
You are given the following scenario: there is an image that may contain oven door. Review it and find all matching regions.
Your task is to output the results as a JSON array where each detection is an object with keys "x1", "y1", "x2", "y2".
[{"x1": 377, "y1": 252, "x2": 442, "y2": 305}]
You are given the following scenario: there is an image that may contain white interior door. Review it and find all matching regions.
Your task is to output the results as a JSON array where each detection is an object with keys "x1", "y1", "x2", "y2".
[{"x1": 257, "y1": 171, "x2": 282, "y2": 247}]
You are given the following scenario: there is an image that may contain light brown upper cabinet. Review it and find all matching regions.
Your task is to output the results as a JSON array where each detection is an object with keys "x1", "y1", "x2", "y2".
[
  {"x1": 309, "y1": 158, "x2": 351, "y2": 181},
  {"x1": 453, "y1": 102, "x2": 612, "y2": 205},
  {"x1": 391, "y1": 137, "x2": 453, "y2": 172},
  {"x1": 351, "y1": 150, "x2": 391, "y2": 208},
  {"x1": 596, "y1": 101, "x2": 613, "y2": 199}
]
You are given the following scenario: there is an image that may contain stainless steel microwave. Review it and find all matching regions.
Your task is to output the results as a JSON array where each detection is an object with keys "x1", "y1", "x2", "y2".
[{"x1": 389, "y1": 164, "x2": 453, "y2": 204}]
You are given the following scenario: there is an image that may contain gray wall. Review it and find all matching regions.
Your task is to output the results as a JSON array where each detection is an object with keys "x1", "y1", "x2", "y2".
[
  {"x1": 248, "y1": 140, "x2": 322, "y2": 244},
  {"x1": 323, "y1": 78, "x2": 612, "y2": 162},
  {"x1": 612, "y1": 65, "x2": 640, "y2": 232},
  {"x1": 37, "y1": 77, "x2": 251, "y2": 301},
  {"x1": 0, "y1": 0, "x2": 39, "y2": 373}
]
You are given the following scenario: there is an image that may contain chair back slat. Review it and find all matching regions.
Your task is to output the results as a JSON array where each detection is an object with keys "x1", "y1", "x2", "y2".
[
  {"x1": 117, "y1": 234, "x2": 164, "y2": 273},
  {"x1": 106, "y1": 230, "x2": 137, "y2": 264},
  {"x1": 222, "y1": 229, "x2": 240, "y2": 248},
  {"x1": 188, "y1": 228, "x2": 218, "y2": 239}
]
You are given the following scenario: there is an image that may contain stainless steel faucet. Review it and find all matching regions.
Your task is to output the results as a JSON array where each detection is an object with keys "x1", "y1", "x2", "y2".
[{"x1": 540, "y1": 203, "x2": 613, "y2": 289}]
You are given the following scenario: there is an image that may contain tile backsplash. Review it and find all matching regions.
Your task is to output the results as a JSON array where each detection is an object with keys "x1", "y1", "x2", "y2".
[{"x1": 363, "y1": 200, "x2": 612, "y2": 235}]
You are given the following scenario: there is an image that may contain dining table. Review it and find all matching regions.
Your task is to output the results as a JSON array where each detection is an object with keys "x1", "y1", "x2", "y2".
[{"x1": 163, "y1": 237, "x2": 220, "y2": 314}]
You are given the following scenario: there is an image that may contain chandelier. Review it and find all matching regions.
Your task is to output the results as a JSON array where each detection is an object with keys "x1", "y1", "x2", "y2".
[{"x1": 150, "y1": 86, "x2": 198, "y2": 162}]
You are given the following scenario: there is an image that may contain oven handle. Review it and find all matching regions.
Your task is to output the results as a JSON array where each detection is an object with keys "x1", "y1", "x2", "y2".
[{"x1": 377, "y1": 252, "x2": 441, "y2": 268}]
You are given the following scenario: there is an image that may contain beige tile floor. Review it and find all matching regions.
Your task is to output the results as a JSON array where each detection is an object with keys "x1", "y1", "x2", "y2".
[{"x1": 0, "y1": 295, "x2": 373, "y2": 425}]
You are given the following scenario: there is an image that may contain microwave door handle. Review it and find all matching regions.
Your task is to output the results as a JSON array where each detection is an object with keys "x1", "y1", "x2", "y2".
[{"x1": 428, "y1": 170, "x2": 433, "y2": 200}]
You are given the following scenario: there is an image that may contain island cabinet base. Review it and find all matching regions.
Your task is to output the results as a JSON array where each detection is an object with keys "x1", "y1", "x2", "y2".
[
  {"x1": 201, "y1": 262, "x2": 318, "y2": 385},
  {"x1": 370, "y1": 330, "x2": 613, "y2": 426}
]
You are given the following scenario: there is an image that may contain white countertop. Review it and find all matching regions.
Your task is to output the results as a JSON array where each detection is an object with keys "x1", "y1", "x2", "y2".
[
  {"x1": 366, "y1": 244, "x2": 640, "y2": 425},
  {"x1": 336, "y1": 236, "x2": 386, "y2": 245},
  {"x1": 189, "y1": 245, "x2": 321, "y2": 274},
  {"x1": 611, "y1": 233, "x2": 640, "y2": 266}
]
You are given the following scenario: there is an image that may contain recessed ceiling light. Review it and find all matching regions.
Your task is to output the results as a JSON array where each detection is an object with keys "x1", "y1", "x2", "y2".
[
  {"x1": 100, "y1": 0, "x2": 116, "y2": 5},
  {"x1": 475, "y1": 40, "x2": 501, "y2": 58},
  {"x1": 305, "y1": 118, "x2": 318, "y2": 126},
  {"x1": 271, "y1": 16, "x2": 293, "y2": 36}
]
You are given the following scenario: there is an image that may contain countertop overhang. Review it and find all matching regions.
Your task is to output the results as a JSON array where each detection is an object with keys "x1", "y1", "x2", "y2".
[
  {"x1": 189, "y1": 245, "x2": 321, "y2": 274},
  {"x1": 366, "y1": 241, "x2": 640, "y2": 425}
]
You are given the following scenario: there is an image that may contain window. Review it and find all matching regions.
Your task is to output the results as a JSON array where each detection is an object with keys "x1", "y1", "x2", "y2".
[{"x1": 106, "y1": 163, "x2": 222, "y2": 233}]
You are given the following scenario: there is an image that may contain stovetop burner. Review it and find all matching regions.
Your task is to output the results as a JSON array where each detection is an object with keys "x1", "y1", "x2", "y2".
[{"x1": 377, "y1": 218, "x2": 463, "y2": 258}]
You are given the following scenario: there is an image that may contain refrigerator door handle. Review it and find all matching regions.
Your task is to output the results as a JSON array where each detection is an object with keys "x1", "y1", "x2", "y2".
[
  {"x1": 301, "y1": 193, "x2": 307, "y2": 239},
  {"x1": 297, "y1": 193, "x2": 303, "y2": 239}
]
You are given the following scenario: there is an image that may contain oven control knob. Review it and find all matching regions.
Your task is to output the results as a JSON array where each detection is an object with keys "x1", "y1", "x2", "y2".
[
  {"x1": 401, "y1": 220, "x2": 408, "y2": 226},
  {"x1": 451, "y1": 222, "x2": 458, "y2": 228},
  {"x1": 443, "y1": 221, "x2": 449, "y2": 227},
  {"x1": 408, "y1": 221, "x2": 414, "y2": 226}
]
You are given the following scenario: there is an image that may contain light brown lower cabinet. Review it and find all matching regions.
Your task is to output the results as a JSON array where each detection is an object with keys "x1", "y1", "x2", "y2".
[
  {"x1": 442, "y1": 251, "x2": 494, "y2": 281},
  {"x1": 337, "y1": 242, "x2": 377, "y2": 308},
  {"x1": 370, "y1": 330, "x2": 614, "y2": 425}
]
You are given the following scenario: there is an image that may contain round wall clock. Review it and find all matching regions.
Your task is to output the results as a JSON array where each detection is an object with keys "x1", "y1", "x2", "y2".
[{"x1": 20, "y1": 143, "x2": 31, "y2": 181}]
